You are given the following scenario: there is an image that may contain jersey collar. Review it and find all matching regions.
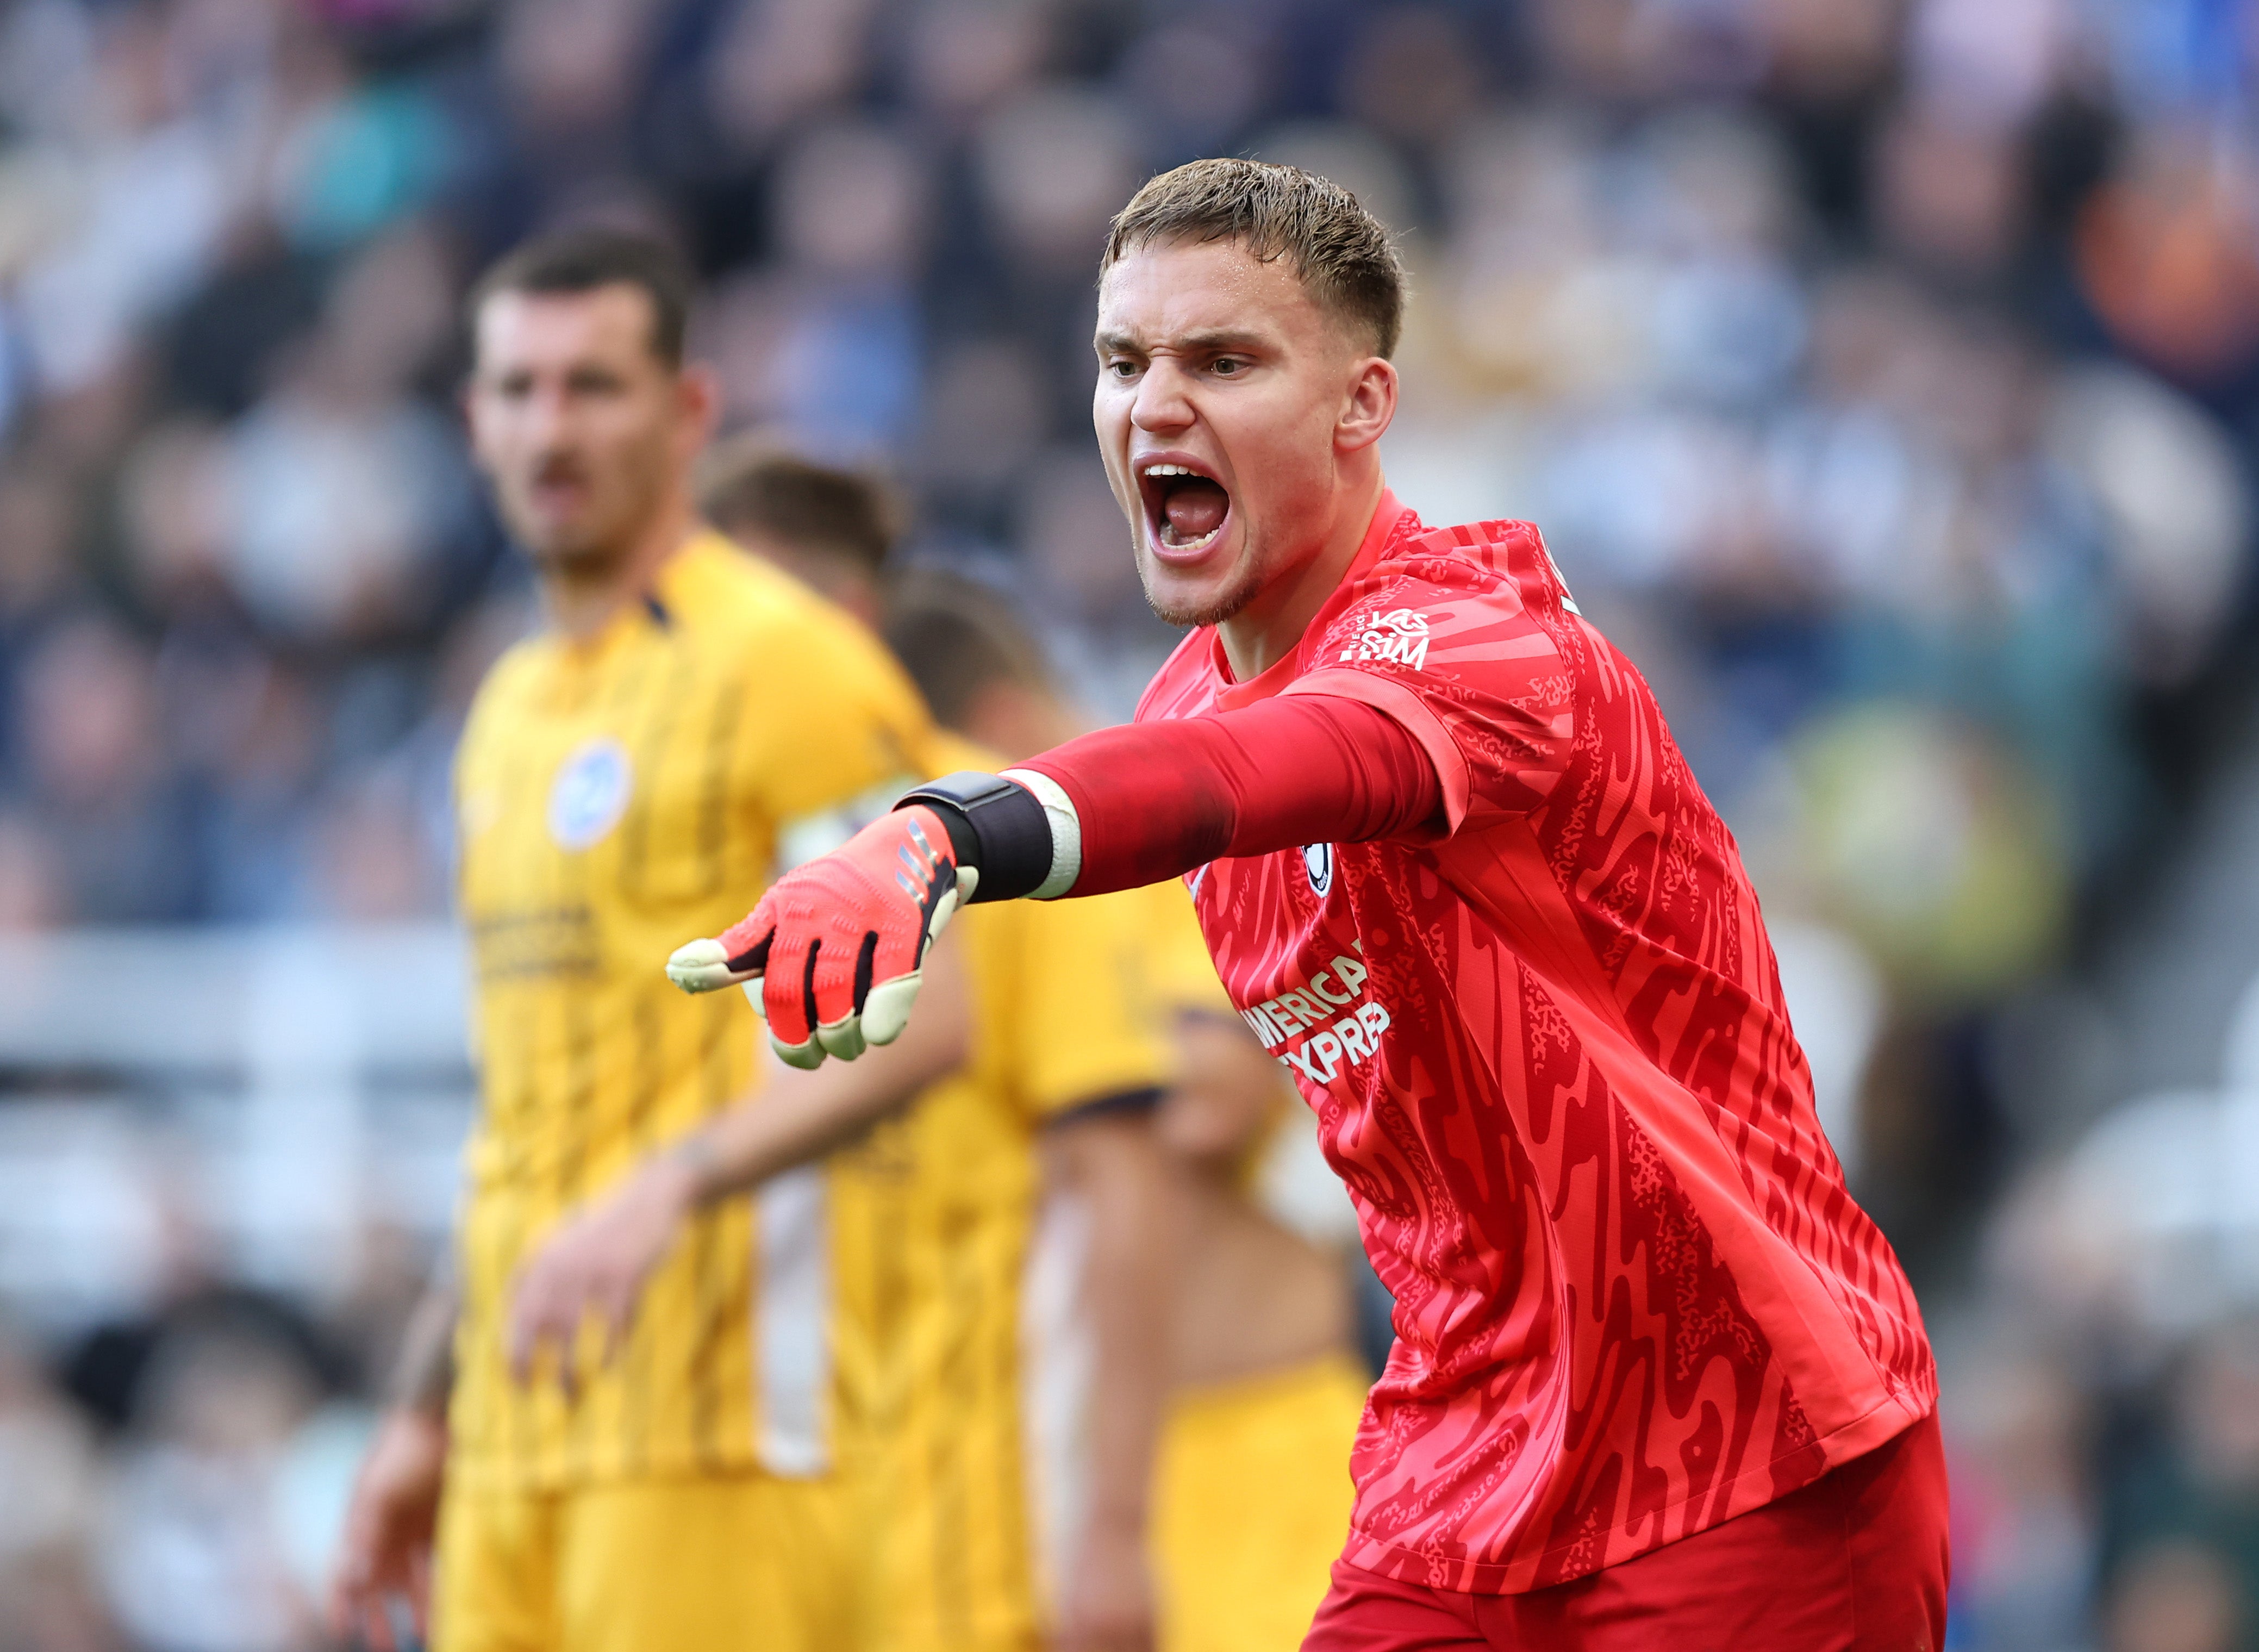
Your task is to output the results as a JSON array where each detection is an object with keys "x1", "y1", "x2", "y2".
[
  {"x1": 1212, "y1": 488, "x2": 1413, "y2": 710},
  {"x1": 544, "y1": 528, "x2": 723, "y2": 668},
  {"x1": 649, "y1": 528, "x2": 734, "y2": 619}
]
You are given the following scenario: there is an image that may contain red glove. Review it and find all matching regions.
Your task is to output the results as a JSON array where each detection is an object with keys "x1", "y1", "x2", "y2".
[{"x1": 664, "y1": 806, "x2": 976, "y2": 1068}]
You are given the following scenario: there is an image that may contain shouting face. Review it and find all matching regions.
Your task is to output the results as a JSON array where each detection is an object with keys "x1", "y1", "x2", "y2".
[
  {"x1": 1093, "y1": 237, "x2": 1396, "y2": 633},
  {"x1": 466, "y1": 284, "x2": 705, "y2": 576}
]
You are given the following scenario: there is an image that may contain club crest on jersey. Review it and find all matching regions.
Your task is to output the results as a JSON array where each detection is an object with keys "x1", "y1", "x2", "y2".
[
  {"x1": 1339, "y1": 607, "x2": 1430, "y2": 671},
  {"x1": 548, "y1": 737, "x2": 633, "y2": 851},
  {"x1": 1303, "y1": 843, "x2": 1334, "y2": 896}
]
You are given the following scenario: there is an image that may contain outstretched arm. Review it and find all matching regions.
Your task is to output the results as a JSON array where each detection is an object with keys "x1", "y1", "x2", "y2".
[
  {"x1": 1003, "y1": 691, "x2": 1441, "y2": 899},
  {"x1": 667, "y1": 695, "x2": 1437, "y2": 1062}
]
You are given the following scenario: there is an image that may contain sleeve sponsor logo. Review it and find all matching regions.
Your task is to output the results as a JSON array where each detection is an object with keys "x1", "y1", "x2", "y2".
[
  {"x1": 1338, "y1": 607, "x2": 1430, "y2": 672},
  {"x1": 1235, "y1": 946, "x2": 1391, "y2": 1086}
]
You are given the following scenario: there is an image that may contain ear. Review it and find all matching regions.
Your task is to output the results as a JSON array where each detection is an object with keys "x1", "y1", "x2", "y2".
[
  {"x1": 1336, "y1": 356, "x2": 1397, "y2": 457},
  {"x1": 677, "y1": 363, "x2": 721, "y2": 451}
]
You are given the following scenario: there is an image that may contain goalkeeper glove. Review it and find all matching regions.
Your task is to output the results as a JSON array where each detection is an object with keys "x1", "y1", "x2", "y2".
[
  {"x1": 665, "y1": 805, "x2": 974, "y2": 1068},
  {"x1": 666, "y1": 772, "x2": 1074, "y2": 1067}
]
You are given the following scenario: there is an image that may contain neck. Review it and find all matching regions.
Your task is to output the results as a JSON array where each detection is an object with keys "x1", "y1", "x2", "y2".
[
  {"x1": 1215, "y1": 465, "x2": 1386, "y2": 682},
  {"x1": 540, "y1": 493, "x2": 698, "y2": 641}
]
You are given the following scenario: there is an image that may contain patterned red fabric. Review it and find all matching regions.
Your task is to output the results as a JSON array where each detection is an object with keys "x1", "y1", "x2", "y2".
[
  {"x1": 1302, "y1": 1413, "x2": 1950, "y2": 1647},
  {"x1": 1126, "y1": 493, "x2": 1936, "y2": 1593}
]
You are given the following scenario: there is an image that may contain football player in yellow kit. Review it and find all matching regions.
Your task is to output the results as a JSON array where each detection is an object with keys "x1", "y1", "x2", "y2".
[
  {"x1": 880, "y1": 573, "x2": 1373, "y2": 1652},
  {"x1": 325, "y1": 230, "x2": 972, "y2": 1652},
  {"x1": 696, "y1": 448, "x2": 1372, "y2": 1651},
  {"x1": 504, "y1": 447, "x2": 1178, "y2": 1652}
]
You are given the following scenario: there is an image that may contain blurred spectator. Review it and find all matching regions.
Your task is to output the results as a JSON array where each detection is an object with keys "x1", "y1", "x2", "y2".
[
  {"x1": 702, "y1": 0, "x2": 878, "y2": 157},
  {"x1": 902, "y1": 0, "x2": 1051, "y2": 128},
  {"x1": 2046, "y1": 362, "x2": 2250, "y2": 687},
  {"x1": 98, "y1": 1314, "x2": 323, "y2": 1652},
  {"x1": 14, "y1": 614, "x2": 195, "y2": 924},
  {"x1": 0, "y1": 463, "x2": 83, "y2": 630},
  {"x1": 1873, "y1": 97, "x2": 2029, "y2": 284},
  {"x1": 2107, "y1": 1324, "x2": 2259, "y2": 1617},
  {"x1": 0, "y1": 1322, "x2": 114, "y2": 1652},
  {"x1": 2076, "y1": 128, "x2": 2259, "y2": 391},
  {"x1": 219, "y1": 327, "x2": 468, "y2": 641},
  {"x1": 304, "y1": 766, "x2": 445, "y2": 920},
  {"x1": 1116, "y1": 13, "x2": 1265, "y2": 169},
  {"x1": 1949, "y1": 1348, "x2": 2097, "y2": 1650},
  {"x1": 915, "y1": 335, "x2": 1050, "y2": 531},
  {"x1": 758, "y1": 120, "x2": 927, "y2": 455},
  {"x1": 1339, "y1": 7, "x2": 1487, "y2": 158}
]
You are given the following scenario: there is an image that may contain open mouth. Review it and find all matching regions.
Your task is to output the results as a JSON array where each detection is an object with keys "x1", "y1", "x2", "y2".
[
  {"x1": 528, "y1": 460, "x2": 590, "y2": 515},
  {"x1": 1137, "y1": 460, "x2": 1232, "y2": 558}
]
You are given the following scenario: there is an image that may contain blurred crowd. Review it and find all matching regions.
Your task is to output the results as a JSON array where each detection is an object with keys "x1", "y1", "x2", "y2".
[{"x1": 0, "y1": 0, "x2": 2255, "y2": 1646}]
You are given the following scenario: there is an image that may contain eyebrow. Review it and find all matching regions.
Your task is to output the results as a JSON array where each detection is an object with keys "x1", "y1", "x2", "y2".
[{"x1": 1094, "y1": 326, "x2": 1274, "y2": 356}]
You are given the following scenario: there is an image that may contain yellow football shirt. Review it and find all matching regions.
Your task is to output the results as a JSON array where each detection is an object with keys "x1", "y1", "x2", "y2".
[
  {"x1": 448, "y1": 531, "x2": 932, "y2": 1494},
  {"x1": 1133, "y1": 874, "x2": 1231, "y2": 1017},
  {"x1": 828, "y1": 734, "x2": 1176, "y2": 1652}
]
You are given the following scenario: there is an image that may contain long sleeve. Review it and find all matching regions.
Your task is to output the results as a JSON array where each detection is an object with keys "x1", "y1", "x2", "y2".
[{"x1": 1015, "y1": 693, "x2": 1442, "y2": 897}]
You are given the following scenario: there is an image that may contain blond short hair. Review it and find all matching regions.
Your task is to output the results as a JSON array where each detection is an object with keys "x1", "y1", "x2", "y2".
[{"x1": 1100, "y1": 158, "x2": 1406, "y2": 358}]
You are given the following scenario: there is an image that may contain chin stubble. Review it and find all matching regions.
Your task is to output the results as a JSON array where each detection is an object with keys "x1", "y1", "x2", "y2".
[{"x1": 1137, "y1": 535, "x2": 1265, "y2": 631}]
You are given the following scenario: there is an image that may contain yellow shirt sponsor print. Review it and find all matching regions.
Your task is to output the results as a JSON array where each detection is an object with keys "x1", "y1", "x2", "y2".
[
  {"x1": 450, "y1": 532, "x2": 932, "y2": 1494},
  {"x1": 828, "y1": 735, "x2": 1175, "y2": 1652}
]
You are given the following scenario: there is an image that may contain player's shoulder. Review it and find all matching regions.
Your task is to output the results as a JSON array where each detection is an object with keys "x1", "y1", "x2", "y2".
[
  {"x1": 1371, "y1": 518, "x2": 1580, "y2": 622},
  {"x1": 668, "y1": 533, "x2": 863, "y2": 653},
  {"x1": 1312, "y1": 516, "x2": 1582, "y2": 675},
  {"x1": 675, "y1": 531, "x2": 925, "y2": 699}
]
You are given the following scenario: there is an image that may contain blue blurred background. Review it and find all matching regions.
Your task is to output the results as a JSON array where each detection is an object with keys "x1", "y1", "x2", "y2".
[{"x1": 0, "y1": 0, "x2": 2256, "y2": 1647}]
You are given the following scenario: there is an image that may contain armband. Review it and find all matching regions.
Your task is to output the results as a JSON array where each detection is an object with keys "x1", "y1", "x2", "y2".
[{"x1": 896, "y1": 771, "x2": 1067, "y2": 903}]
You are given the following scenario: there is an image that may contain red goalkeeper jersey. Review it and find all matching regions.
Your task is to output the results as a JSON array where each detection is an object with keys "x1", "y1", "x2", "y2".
[{"x1": 1134, "y1": 493, "x2": 1935, "y2": 1593}]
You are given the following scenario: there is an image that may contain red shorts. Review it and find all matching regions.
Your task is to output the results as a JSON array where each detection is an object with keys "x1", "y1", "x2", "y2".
[{"x1": 1304, "y1": 1412, "x2": 1949, "y2": 1651}]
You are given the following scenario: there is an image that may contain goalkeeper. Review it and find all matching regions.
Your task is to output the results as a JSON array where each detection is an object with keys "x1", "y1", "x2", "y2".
[{"x1": 670, "y1": 159, "x2": 1946, "y2": 1650}]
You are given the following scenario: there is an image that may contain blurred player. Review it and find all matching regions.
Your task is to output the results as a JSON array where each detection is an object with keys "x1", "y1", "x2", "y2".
[
  {"x1": 325, "y1": 229, "x2": 966, "y2": 1652},
  {"x1": 508, "y1": 444, "x2": 1178, "y2": 1652},
  {"x1": 671, "y1": 160, "x2": 1948, "y2": 1649},
  {"x1": 879, "y1": 570, "x2": 1372, "y2": 1652}
]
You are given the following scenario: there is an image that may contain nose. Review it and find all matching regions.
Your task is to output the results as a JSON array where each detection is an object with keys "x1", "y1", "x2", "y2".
[
  {"x1": 522, "y1": 382, "x2": 575, "y2": 448},
  {"x1": 1130, "y1": 358, "x2": 1196, "y2": 435}
]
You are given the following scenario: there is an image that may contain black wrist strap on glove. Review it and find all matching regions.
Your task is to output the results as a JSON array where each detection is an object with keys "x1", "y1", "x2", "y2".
[{"x1": 897, "y1": 771, "x2": 1054, "y2": 903}]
